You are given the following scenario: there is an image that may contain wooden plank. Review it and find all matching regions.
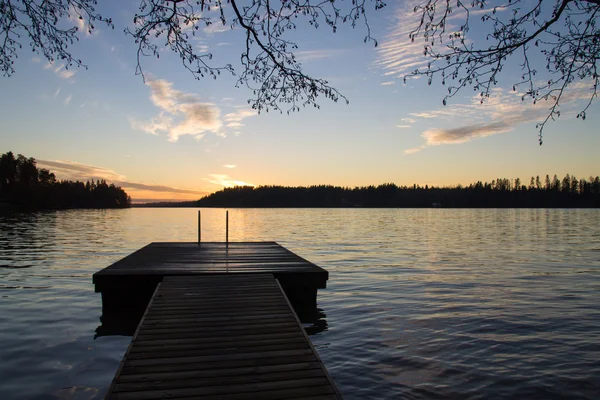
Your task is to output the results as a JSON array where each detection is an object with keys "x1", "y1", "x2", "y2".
[
  {"x1": 120, "y1": 355, "x2": 319, "y2": 375},
  {"x1": 134, "y1": 326, "x2": 301, "y2": 341},
  {"x1": 117, "y1": 361, "x2": 323, "y2": 383},
  {"x1": 105, "y1": 274, "x2": 341, "y2": 400},
  {"x1": 113, "y1": 369, "x2": 327, "y2": 392},
  {"x1": 110, "y1": 377, "x2": 332, "y2": 399},
  {"x1": 126, "y1": 342, "x2": 311, "y2": 361},
  {"x1": 93, "y1": 242, "x2": 328, "y2": 291},
  {"x1": 129, "y1": 336, "x2": 308, "y2": 353},
  {"x1": 131, "y1": 331, "x2": 304, "y2": 347},
  {"x1": 112, "y1": 385, "x2": 336, "y2": 400}
]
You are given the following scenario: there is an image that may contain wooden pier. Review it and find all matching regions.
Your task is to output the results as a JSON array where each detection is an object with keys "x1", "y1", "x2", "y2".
[
  {"x1": 96, "y1": 241, "x2": 340, "y2": 398},
  {"x1": 94, "y1": 242, "x2": 328, "y2": 322},
  {"x1": 105, "y1": 274, "x2": 341, "y2": 399}
]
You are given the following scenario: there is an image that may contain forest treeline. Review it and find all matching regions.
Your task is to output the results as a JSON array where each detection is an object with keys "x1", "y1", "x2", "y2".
[
  {"x1": 0, "y1": 152, "x2": 131, "y2": 209},
  {"x1": 197, "y1": 174, "x2": 600, "y2": 208}
]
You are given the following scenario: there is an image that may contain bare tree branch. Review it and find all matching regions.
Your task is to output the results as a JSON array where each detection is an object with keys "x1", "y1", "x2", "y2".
[
  {"x1": 0, "y1": 0, "x2": 113, "y2": 76},
  {"x1": 1, "y1": 0, "x2": 386, "y2": 114},
  {"x1": 407, "y1": 0, "x2": 600, "y2": 143}
]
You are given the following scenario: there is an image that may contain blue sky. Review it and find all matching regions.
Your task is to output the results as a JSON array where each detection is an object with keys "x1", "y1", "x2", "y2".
[{"x1": 1, "y1": 1, "x2": 598, "y2": 202}]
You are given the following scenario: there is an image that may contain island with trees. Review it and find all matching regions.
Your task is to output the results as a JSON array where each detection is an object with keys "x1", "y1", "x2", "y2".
[
  {"x1": 192, "y1": 175, "x2": 600, "y2": 208},
  {"x1": 0, "y1": 151, "x2": 131, "y2": 209}
]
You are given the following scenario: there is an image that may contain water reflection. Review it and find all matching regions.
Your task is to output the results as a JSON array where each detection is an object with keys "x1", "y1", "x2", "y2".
[{"x1": 2, "y1": 208, "x2": 600, "y2": 400}]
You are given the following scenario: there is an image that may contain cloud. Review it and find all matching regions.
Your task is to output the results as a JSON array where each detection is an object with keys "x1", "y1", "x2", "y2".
[
  {"x1": 207, "y1": 174, "x2": 255, "y2": 188},
  {"x1": 404, "y1": 146, "x2": 426, "y2": 155},
  {"x1": 37, "y1": 160, "x2": 125, "y2": 182},
  {"x1": 426, "y1": 121, "x2": 511, "y2": 144},
  {"x1": 129, "y1": 113, "x2": 173, "y2": 136},
  {"x1": 403, "y1": 84, "x2": 593, "y2": 153},
  {"x1": 204, "y1": 22, "x2": 231, "y2": 35},
  {"x1": 223, "y1": 165, "x2": 237, "y2": 169},
  {"x1": 116, "y1": 181, "x2": 206, "y2": 195},
  {"x1": 68, "y1": 4, "x2": 101, "y2": 36},
  {"x1": 69, "y1": 7, "x2": 87, "y2": 32},
  {"x1": 132, "y1": 78, "x2": 223, "y2": 142},
  {"x1": 376, "y1": 1, "x2": 479, "y2": 79},
  {"x1": 295, "y1": 49, "x2": 346, "y2": 62},
  {"x1": 404, "y1": 121, "x2": 513, "y2": 154},
  {"x1": 403, "y1": 97, "x2": 535, "y2": 154},
  {"x1": 395, "y1": 124, "x2": 411, "y2": 129},
  {"x1": 375, "y1": 1, "x2": 430, "y2": 78},
  {"x1": 376, "y1": 3, "x2": 598, "y2": 153},
  {"x1": 64, "y1": 95, "x2": 72, "y2": 105},
  {"x1": 45, "y1": 61, "x2": 77, "y2": 80},
  {"x1": 223, "y1": 108, "x2": 257, "y2": 130},
  {"x1": 37, "y1": 159, "x2": 207, "y2": 199},
  {"x1": 55, "y1": 64, "x2": 77, "y2": 80}
]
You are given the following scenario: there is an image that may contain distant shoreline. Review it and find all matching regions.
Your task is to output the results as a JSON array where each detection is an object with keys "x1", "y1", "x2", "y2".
[
  {"x1": 133, "y1": 204, "x2": 600, "y2": 209},
  {"x1": 135, "y1": 179, "x2": 600, "y2": 208}
]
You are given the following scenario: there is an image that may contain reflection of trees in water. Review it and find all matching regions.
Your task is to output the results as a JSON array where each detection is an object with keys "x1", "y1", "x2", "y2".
[{"x1": 0, "y1": 212, "x2": 59, "y2": 269}]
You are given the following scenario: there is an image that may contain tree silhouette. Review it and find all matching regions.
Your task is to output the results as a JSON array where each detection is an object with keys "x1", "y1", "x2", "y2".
[
  {"x1": 408, "y1": 0, "x2": 600, "y2": 143},
  {"x1": 0, "y1": 151, "x2": 130, "y2": 209},
  {"x1": 3, "y1": 1, "x2": 598, "y2": 137},
  {"x1": 194, "y1": 174, "x2": 600, "y2": 208},
  {"x1": 1, "y1": 0, "x2": 384, "y2": 113}
]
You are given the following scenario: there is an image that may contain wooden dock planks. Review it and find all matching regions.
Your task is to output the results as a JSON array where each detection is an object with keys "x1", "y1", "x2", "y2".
[
  {"x1": 105, "y1": 274, "x2": 342, "y2": 400},
  {"x1": 93, "y1": 242, "x2": 328, "y2": 291}
]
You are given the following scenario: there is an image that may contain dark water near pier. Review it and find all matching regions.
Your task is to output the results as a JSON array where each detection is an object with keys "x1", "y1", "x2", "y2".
[{"x1": 1, "y1": 208, "x2": 599, "y2": 399}]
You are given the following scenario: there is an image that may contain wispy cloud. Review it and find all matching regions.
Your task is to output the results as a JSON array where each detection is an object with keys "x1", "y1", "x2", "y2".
[
  {"x1": 44, "y1": 61, "x2": 77, "y2": 80},
  {"x1": 37, "y1": 160, "x2": 125, "y2": 182},
  {"x1": 207, "y1": 174, "x2": 254, "y2": 188},
  {"x1": 68, "y1": 5, "x2": 87, "y2": 33},
  {"x1": 131, "y1": 78, "x2": 222, "y2": 142},
  {"x1": 375, "y1": 0, "x2": 429, "y2": 79},
  {"x1": 204, "y1": 22, "x2": 231, "y2": 35},
  {"x1": 223, "y1": 164, "x2": 237, "y2": 169},
  {"x1": 64, "y1": 95, "x2": 72, "y2": 105},
  {"x1": 37, "y1": 159, "x2": 207, "y2": 198},
  {"x1": 376, "y1": 1, "x2": 478, "y2": 79},
  {"x1": 295, "y1": 49, "x2": 346, "y2": 62},
  {"x1": 404, "y1": 120, "x2": 517, "y2": 154},
  {"x1": 117, "y1": 181, "x2": 206, "y2": 195},
  {"x1": 130, "y1": 113, "x2": 173, "y2": 136},
  {"x1": 223, "y1": 108, "x2": 257, "y2": 130},
  {"x1": 404, "y1": 84, "x2": 592, "y2": 153},
  {"x1": 56, "y1": 65, "x2": 76, "y2": 80},
  {"x1": 395, "y1": 124, "x2": 411, "y2": 129}
]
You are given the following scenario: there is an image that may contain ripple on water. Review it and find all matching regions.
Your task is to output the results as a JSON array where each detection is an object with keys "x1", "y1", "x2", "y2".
[{"x1": 1, "y1": 208, "x2": 600, "y2": 399}]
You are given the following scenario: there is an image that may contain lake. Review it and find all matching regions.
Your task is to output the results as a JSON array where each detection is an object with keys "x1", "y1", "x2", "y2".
[{"x1": 1, "y1": 208, "x2": 599, "y2": 399}]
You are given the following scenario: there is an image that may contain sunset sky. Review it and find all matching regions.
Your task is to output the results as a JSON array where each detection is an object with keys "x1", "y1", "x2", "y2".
[{"x1": 2, "y1": 1, "x2": 598, "y2": 203}]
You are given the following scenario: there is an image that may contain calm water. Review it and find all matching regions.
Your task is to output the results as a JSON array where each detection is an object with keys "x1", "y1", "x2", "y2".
[{"x1": 1, "y1": 208, "x2": 599, "y2": 399}]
